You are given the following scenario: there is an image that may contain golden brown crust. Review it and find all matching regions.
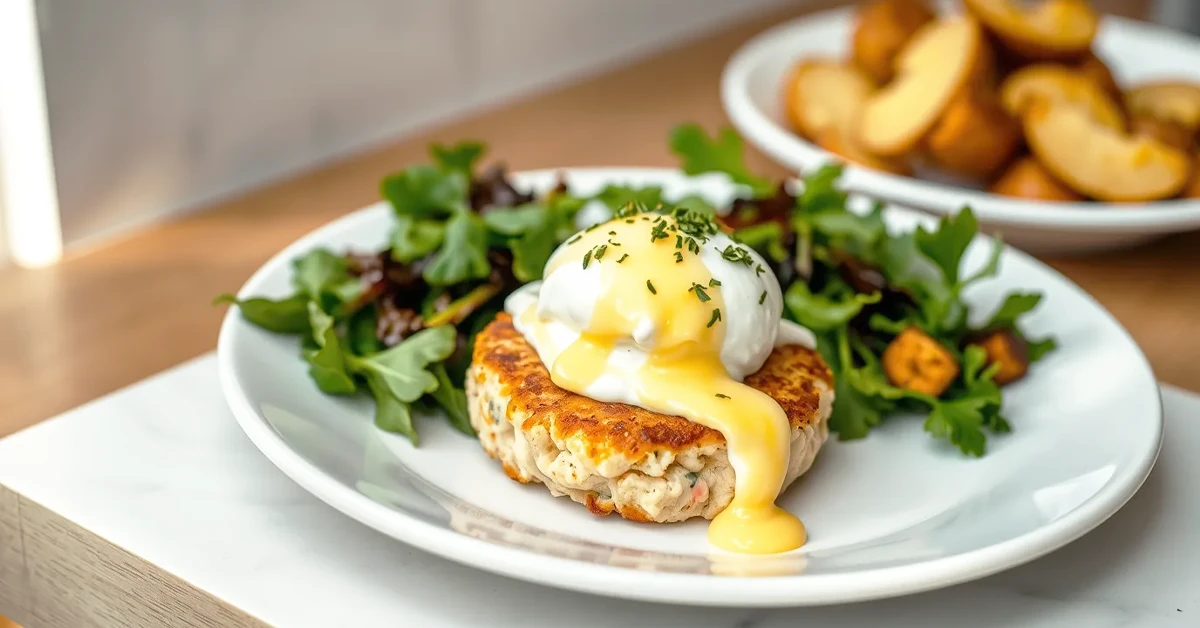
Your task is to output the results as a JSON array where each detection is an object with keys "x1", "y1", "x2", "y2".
[{"x1": 473, "y1": 313, "x2": 833, "y2": 463}]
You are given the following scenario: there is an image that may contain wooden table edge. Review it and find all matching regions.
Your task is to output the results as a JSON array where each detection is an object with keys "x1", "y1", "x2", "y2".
[{"x1": 0, "y1": 485, "x2": 263, "y2": 628}]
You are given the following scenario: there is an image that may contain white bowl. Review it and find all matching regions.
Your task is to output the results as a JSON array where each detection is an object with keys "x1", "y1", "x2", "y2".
[{"x1": 721, "y1": 6, "x2": 1200, "y2": 255}]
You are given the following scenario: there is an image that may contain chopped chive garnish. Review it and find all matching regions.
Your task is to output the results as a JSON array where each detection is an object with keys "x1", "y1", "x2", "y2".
[
  {"x1": 617, "y1": 253, "x2": 629, "y2": 263},
  {"x1": 675, "y1": 235, "x2": 683, "y2": 249},
  {"x1": 646, "y1": 280, "x2": 657, "y2": 295},
  {"x1": 709, "y1": 278, "x2": 721, "y2": 287},
  {"x1": 707, "y1": 308, "x2": 722, "y2": 328},
  {"x1": 585, "y1": 224, "x2": 599, "y2": 232},
  {"x1": 568, "y1": 234, "x2": 582, "y2": 244},
  {"x1": 608, "y1": 230, "x2": 617, "y2": 236},
  {"x1": 715, "y1": 393, "x2": 731, "y2": 399},
  {"x1": 756, "y1": 264, "x2": 765, "y2": 275},
  {"x1": 719, "y1": 244, "x2": 754, "y2": 266},
  {"x1": 594, "y1": 244, "x2": 608, "y2": 260},
  {"x1": 674, "y1": 252, "x2": 684, "y2": 263},
  {"x1": 625, "y1": 219, "x2": 635, "y2": 223},
  {"x1": 759, "y1": 290, "x2": 767, "y2": 304},
  {"x1": 691, "y1": 283, "x2": 711, "y2": 302},
  {"x1": 582, "y1": 250, "x2": 593, "y2": 268}
]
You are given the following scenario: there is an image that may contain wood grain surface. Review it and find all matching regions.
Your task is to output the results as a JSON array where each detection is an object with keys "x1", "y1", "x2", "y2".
[{"x1": 0, "y1": 0, "x2": 1184, "y2": 442}]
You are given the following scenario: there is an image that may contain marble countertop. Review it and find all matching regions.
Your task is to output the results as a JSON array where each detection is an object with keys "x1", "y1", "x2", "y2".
[{"x1": 0, "y1": 354, "x2": 1196, "y2": 627}]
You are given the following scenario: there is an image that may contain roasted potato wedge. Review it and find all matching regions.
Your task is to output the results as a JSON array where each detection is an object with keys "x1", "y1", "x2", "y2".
[
  {"x1": 989, "y1": 156, "x2": 1084, "y2": 201},
  {"x1": 1000, "y1": 63, "x2": 1125, "y2": 131},
  {"x1": 851, "y1": 0, "x2": 936, "y2": 84},
  {"x1": 1023, "y1": 99, "x2": 1192, "y2": 202},
  {"x1": 1073, "y1": 52, "x2": 1121, "y2": 100},
  {"x1": 815, "y1": 128, "x2": 914, "y2": 175},
  {"x1": 925, "y1": 88, "x2": 1021, "y2": 180},
  {"x1": 973, "y1": 330, "x2": 1030, "y2": 385},
  {"x1": 784, "y1": 59, "x2": 913, "y2": 175},
  {"x1": 858, "y1": 16, "x2": 988, "y2": 156},
  {"x1": 1185, "y1": 155, "x2": 1200, "y2": 199},
  {"x1": 1125, "y1": 82, "x2": 1200, "y2": 135},
  {"x1": 882, "y1": 327, "x2": 960, "y2": 397},
  {"x1": 784, "y1": 59, "x2": 875, "y2": 140},
  {"x1": 1130, "y1": 115, "x2": 1195, "y2": 153},
  {"x1": 963, "y1": 0, "x2": 1098, "y2": 60}
]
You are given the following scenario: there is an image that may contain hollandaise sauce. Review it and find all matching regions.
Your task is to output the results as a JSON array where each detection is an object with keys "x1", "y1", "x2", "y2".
[{"x1": 523, "y1": 208, "x2": 805, "y2": 554}]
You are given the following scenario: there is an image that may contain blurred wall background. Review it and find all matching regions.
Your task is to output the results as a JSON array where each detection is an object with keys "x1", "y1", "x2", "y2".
[{"x1": 36, "y1": 0, "x2": 807, "y2": 248}]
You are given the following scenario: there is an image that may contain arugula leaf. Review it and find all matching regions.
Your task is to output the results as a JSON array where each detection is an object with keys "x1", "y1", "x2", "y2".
[
  {"x1": 915, "y1": 209, "x2": 978, "y2": 284},
  {"x1": 595, "y1": 184, "x2": 663, "y2": 211},
  {"x1": 799, "y1": 164, "x2": 848, "y2": 213},
  {"x1": 734, "y1": 222, "x2": 789, "y2": 262},
  {"x1": 366, "y1": 372, "x2": 417, "y2": 442},
  {"x1": 960, "y1": 236, "x2": 1004, "y2": 290},
  {"x1": 983, "y1": 293, "x2": 1043, "y2": 330},
  {"x1": 390, "y1": 215, "x2": 446, "y2": 263},
  {"x1": 347, "y1": 305, "x2": 382, "y2": 356},
  {"x1": 430, "y1": 141, "x2": 485, "y2": 178},
  {"x1": 423, "y1": 211, "x2": 491, "y2": 286},
  {"x1": 304, "y1": 302, "x2": 357, "y2": 395},
  {"x1": 381, "y1": 165, "x2": 468, "y2": 219},
  {"x1": 347, "y1": 325, "x2": 456, "y2": 402},
  {"x1": 924, "y1": 397, "x2": 989, "y2": 456},
  {"x1": 429, "y1": 364, "x2": 474, "y2": 436},
  {"x1": 808, "y1": 211, "x2": 886, "y2": 245},
  {"x1": 830, "y1": 378, "x2": 889, "y2": 440},
  {"x1": 785, "y1": 282, "x2": 881, "y2": 332},
  {"x1": 672, "y1": 194, "x2": 718, "y2": 215},
  {"x1": 293, "y1": 249, "x2": 349, "y2": 300},
  {"x1": 668, "y1": 124, "x2": 774, "y2": 197},
  {"x1": 1026, "y1": 335, "x2": 1058, "y2": 362},
  {"x1": 482, "y1": 204, "x2": 547, "y2": 235},
  {"x1": 213, "y1": 293, "x2": 310, "y2": 334},
  {"x1": 511, "y1": 219, "x2": 557, "y2": 282},
  {"x1": 867, "y1": 313, "x2": 911, "y2": 335},
  {"x1": 482, "y1": 203, "x2": 559, "y2": 282}
]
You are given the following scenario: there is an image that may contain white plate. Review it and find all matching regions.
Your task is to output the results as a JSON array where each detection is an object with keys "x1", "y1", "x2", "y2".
[
  {"x1": 721, "y1": 7, "x2": 1200, "y2": 255},
  {"x1": 217, "y1": 168, "x2": 1162, "y2": 606}
]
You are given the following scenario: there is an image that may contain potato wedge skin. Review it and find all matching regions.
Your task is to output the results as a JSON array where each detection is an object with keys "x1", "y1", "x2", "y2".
[
  {"x1": 925, "y1": 88, "x2": 1021, "y2": 180},
  {"x1": 999, "y1": 63, "x2": 1126, "y2": 132},
  {"x1": 989, "y1": 156, "x2": 1084, "y2": 201},
  {"x1": 1130, "y1": 115, "x2": 1195, "y2": 154},
  {"x1": 1023, "y1": 100, "x2": 1192, "y2": 202},
  {"x1": 815, "y1": 128, "x2": 914, "y2": 175},
  {"x1": 1074, "y1": 52, "x2": 1122, "y2": 100},
  {"x1": 784, "y1": 59, "x2": 875, "y2": 140},
  {"x1": 852, "y1": 0, "x2": 936, "y2": 85},
  {"x1": 973, "y1": 330, "x2": 1030, "y2": 386},
  {"x1": 857, "y1": 16, "x2": 989, "y2": 157},
  {"x1": 964, "y1": 0, "x2": 1098, "y2": 60},
  {"x1": 882, "y1": 327, "x2": 961, "y2": 397},
  {"x1": 1185, "y1": 157, "x2": 1200, "y2": 199},
  {"x1": 1125, "y1": 82, "x2": 1200, "y2": 142}
]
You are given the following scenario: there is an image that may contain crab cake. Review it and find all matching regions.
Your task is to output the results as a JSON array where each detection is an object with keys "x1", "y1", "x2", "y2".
[{"x1": 466, "y1": 313, "x2": 834, "y2": 524}]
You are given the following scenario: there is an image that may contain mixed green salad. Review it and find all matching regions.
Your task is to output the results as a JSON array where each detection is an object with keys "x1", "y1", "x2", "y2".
[{"x1": 216, "y1": 124, "x2": 1053, "y2": 456}]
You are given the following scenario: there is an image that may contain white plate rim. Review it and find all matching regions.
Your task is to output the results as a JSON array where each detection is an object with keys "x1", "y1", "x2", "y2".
[
  {"x1": 720, "y1": 6, "x2": 1200, "y2": 233},
  {"x1": 217, "y1": 167, "x2": 1163, "y2": 606}
]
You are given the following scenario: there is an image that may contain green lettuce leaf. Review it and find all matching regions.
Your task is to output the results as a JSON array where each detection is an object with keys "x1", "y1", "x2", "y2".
[
  {"x1": 213, "y1": 293, "x2": 310, "y2": 334},
  {"x1": 423, "y1": 211, "x2": 491, "y2": 286},
  {"x1": 668, "y1": 124, "x2": 774, "y2": 197}
]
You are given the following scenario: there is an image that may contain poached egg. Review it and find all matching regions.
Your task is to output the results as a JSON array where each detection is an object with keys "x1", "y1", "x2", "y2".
[{"x1": 504, "y1": 206, "x2": 816, "y2": 554}]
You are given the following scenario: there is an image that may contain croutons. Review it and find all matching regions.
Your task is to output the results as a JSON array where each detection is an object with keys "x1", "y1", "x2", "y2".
[
  {"x1": 973, "y1": 329, "x2": 1030, "y2": 385},
  {"x1": 882, "y1": 327, "x2": 960, "y2": 396}
]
